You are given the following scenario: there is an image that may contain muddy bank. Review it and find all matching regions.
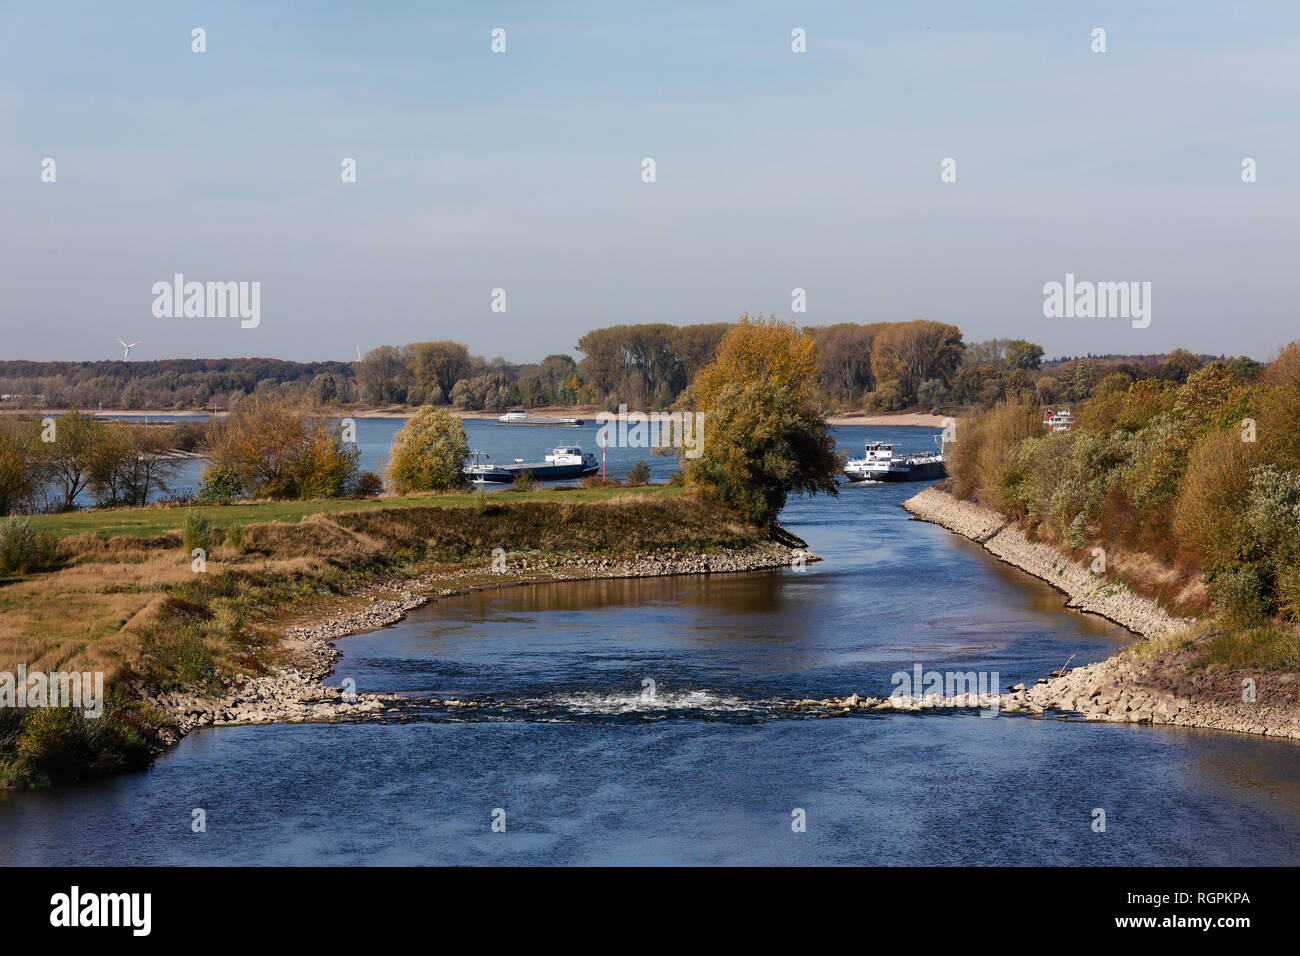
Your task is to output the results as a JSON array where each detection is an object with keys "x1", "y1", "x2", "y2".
[{"x1": 896, "y1": 485, "x2": 1300, "y2": 741}]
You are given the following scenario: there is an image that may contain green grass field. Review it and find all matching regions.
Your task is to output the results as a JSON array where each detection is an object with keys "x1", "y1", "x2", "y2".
[{"x1": 28, "y1": 484, "x2": 683, "y2": 538}]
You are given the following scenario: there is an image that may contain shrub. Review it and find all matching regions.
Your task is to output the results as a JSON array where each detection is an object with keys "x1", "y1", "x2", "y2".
[
  {"x1": 195, "y1": 465, "x2": 243, "y2": 504},
  {"x1": 626, "y1": 460, "x2": 652, "y2": 485},
  {"x1": 0, "y1": 691, "x2": 152, "y2": 789},
  {"x1": 353, "y1": 470, "x2": 384, "y2": 497},
  {"x1": 1172, "y1": 429, "x2": 1256, "y2": 568},
  {"x1": 386, "y1": 407, "x2": 469, "y2": 493},
  {"x1": 1277, "y1": 564, "x2": 1300, "y2": 623},
  {"x1": 946, "y1": 401, "x2": 1041, "y2": 507},
  {"x1": 1207, "y1": 566, "x2": 1272, "y2": 625},
  {"x1": 181, "y1": 510, "x2": 211, "y2": 553},
  {"x1": 511, "y1": 470, "x2": 536, "y2": 492},
  {"x1": 202, "y1": 394, "x2": 359, "y2": 499},
  {"x1": 0, "y1": 516, "x2": 59, "y2": 574}
]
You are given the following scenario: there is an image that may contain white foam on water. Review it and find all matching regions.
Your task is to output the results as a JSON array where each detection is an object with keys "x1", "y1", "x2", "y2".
[{"x1": 524, "y1": 689, "x2": 757, "y2": 715}]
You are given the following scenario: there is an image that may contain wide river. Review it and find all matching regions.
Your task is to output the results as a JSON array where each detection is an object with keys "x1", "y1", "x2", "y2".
[{"x1": 4, "y1": 422, "x2": 1300, "y2": 864}]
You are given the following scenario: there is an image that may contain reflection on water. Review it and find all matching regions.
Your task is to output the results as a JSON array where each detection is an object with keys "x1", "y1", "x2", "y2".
[{"x1": 5, "y1": 424, "x2": 1300, "y2": 865}]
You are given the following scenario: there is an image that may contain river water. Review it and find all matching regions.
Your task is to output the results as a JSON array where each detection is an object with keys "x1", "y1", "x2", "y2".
[{"x1": 4, "y1": 423, "x2": 1300, "y2": 865}]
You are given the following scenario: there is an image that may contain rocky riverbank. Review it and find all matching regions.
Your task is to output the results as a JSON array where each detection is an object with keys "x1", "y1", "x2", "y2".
[
  {"x1": 893, "y1": 485, "x2": 1300, "y2": 741},
  {"x1": 902, "y1": 485, "x2": 1188, "y2": 638},
  {"x1": 786, "y1": 653, "x2": 1300, "y2": 739},
  {"x1": 138, "y1": 539, "x2": 808, "y2": 742}
]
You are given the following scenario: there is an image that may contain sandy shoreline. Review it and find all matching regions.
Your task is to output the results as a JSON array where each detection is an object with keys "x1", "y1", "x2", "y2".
[{"x1": 823, "y1": 411, "x2": 949, "y2": 427}]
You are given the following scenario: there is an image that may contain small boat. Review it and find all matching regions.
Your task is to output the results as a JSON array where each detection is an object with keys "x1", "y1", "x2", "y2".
[
  {"x1": 844, "y1": 441, "x2": 947, "y2": 483},
  {"x1": 497, "y1": 409, "x2": 584, "y2": 427},
  {"x1": 1043, "y1": 406, "x2": 1073, "y2": 433},
  {"x1": 465, "y1": 446, "x2": 599, "y2": 483}
]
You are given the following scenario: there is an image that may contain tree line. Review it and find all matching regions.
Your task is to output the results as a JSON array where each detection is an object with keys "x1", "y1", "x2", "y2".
[
  {"x1": 10, "y1": 321, "x2": 1266, "y2": 433},
  {"x1": 3, "y1": 320, "x2": 1032, "y2": 415},
  {"x1": 0, "y1": 413, "x2": 202, "y2": 515}
]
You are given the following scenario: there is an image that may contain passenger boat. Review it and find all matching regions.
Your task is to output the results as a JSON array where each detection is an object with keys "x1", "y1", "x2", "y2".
[
  {"x1": 497, "y1": 409, "x2": 584, "y2": 426},
  {"x1": 844, "y1": 441, "x2": 947, "y2": 483},
  {"x1": 465, "y1": 446, "x2": 599, "y2": 483}
]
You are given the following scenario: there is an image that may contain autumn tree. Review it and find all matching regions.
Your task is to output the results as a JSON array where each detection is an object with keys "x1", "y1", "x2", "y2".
[
  {"x1": 686, "y1": 314, "x2": 821, "y2": 410},
  {"x1": 387, "y1": 406, "x2": 470, "y2": 493},
  {"x1": 38, "y1": 410, "x2": 105, "y2": 511},
  {"x1": 0, "y1": 418, "x2": 39, "y2": 515},
  {"x1": 356, "y1": 345, "x2": 413, "y2": 405},
  {"x1": 682, "y1": 316, "x2": 838, "y2": 527},
  {"x1": 1154, "y1": 348, "x2": 1204, "y2": 384},
  {"x1": 576, "y1": 323, "x2": 728, "y2": 408},
  {"x1": 409, "y1": 341, "x2": 472, "y2": 404},
  {"x1": 808, "y1": 323, "x2": 888, "y2": 403},
  {"x1": 89, "y1": 422, "x2": 183, "y2": 507},
  {"x1": 870, "y1": 320, "x2": 964, "y2": 407},
  {"x1": 202, "y1": 395, "x2": 359, "y2": 499}
]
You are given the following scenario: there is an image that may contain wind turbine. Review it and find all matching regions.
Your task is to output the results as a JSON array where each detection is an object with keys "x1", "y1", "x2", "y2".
[
  {"x1": 355, "y1": 344, "x2": 363, "y2": 361},
  {"x1": 117, "y1": 338, "x2": 141, "y2": 360}
]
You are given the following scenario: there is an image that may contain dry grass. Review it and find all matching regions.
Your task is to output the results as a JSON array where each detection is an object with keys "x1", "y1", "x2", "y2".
[
  {"x1": 1, "y1": 491, "x2": 764, "y2": 687},
  {"x1": 1106, "y1": 546, "x2": 1210, "y2": 617}
]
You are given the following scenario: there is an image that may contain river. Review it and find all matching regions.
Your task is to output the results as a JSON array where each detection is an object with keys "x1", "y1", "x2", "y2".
[{"x1": 4, "y1": 423, "x2": 1299, "y2": 865}]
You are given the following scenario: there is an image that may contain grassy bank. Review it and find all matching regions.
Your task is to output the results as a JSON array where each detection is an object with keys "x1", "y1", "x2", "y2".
[
  {"x1": 1, "y1": 485, "x2": 765, "y2": 789},
  {"x1": 27, "y1": 484, "x2": 684, "y2": 538}
]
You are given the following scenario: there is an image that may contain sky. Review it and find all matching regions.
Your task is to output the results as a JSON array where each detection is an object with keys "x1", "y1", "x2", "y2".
[{"x1": 1, "y1": 0, "x2": 1297, "y2": 364}]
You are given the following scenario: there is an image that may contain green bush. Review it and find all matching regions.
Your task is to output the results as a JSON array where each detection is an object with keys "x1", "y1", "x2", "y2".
[
  {"x1": 626, "y1": 460, "x2": 652, "y2": 486},
  {"x1": 386, "y1": 407, "x2": 470, "y2": 493},
  {"x1": 195, "y1": 465, "x2": 243, "y2": 503},
  {"x1": 1207, "y1": 565, "x2": 1272, "y2": 625},
  {"x1": 0, "y1": 692, "x2": 152, "y2": 789},
  {"x1": 181, "y1": 510, "x2": 211, "y2": 553},
  {"x1": 0, "y1": 516, "x2": 59, "y2": 574},
  {"x1": 1277, "y1": 564, "x2": 1300, "y2": 623}
]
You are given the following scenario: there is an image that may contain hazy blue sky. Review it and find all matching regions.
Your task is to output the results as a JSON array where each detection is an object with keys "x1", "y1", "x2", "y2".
[{"x1": 2, "y1": 1, "x2": 1297, "y2": 363}]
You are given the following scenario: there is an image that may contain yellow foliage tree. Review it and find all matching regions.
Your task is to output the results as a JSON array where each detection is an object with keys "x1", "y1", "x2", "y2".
[{"x1": 685, "y1": 315, "x2": 819, "y2": 413}]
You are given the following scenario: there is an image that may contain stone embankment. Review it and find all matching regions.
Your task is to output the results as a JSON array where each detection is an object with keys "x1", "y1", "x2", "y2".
[
  {"x1": 493, "y1": 542, "x2": 802, "y2": 580},
  {"x1": 887, "y1": 485, "x2": 1300, "y2": 741},
  {"x1": 902, "y1": 485, "x2": 1188, "y2": 639},
  {"x1": 141, "y1": 541, "x2": 808, "y2": 742}
]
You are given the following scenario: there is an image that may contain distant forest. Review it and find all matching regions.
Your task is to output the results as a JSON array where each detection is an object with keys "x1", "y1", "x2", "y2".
[{"x1": 0, "y1": 321, "x2": 1265, "y2": 415}]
